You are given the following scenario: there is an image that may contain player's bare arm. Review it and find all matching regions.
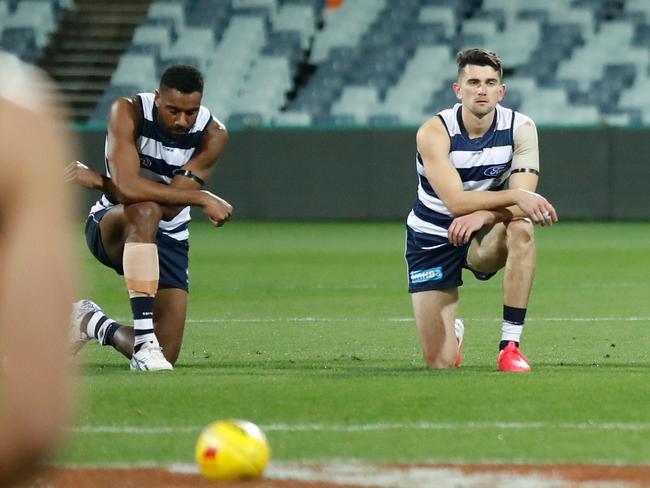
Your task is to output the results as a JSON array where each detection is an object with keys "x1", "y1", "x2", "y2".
[
  {"x1": 64, "y1": 160, "x2": 115, "y2": 192},
  {"x1": 107, "y1": 98, "x2": 232, "y2": 226},
  {"x1": 483, "y1": 118, "x2": 554, "y2": 222},
  {"x1": 179, "y1": 118, "x2": 228, "y2": 183},
  {"x1": 0, "y1": 92, "x2": 75, "y2": 485},
  {"x1": 65, "y1": 110, "x2": 232, "y2": 225},
  {"x1": 160, "y1": 119, "x2": 229, "y2": 221},
  {"x1": 447, "y1": 118, "x2": 557, "y2": 244},
  {"x1": 419, "y1": 118, "x2": 521, "y2": 217},
  {"x1": 418, "y1": 117, "x2": 554, "y2": 222},
  {"x1": 448, "y1": 118, "x2": 557, "y2": 244}
]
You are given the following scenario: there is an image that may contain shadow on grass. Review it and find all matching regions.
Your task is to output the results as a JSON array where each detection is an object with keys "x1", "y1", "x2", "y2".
[
  {"x1": 533, "y1": 361, "x2": 650, "y2": 370},
  {"x1": 79, "y1": 358, "x2": 650, "y2": 377},
  {"x1": 173, "y1": 359, "x2": 511, "y2": 377}
]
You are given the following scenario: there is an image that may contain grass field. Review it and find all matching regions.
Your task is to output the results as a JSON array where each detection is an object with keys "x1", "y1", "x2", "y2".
[{"x1": 61, "y1": 221, "x2": 650, "y2": 468}]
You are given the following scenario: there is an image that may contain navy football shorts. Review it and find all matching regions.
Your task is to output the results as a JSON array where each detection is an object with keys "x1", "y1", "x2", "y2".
[
  {"x1": 85, "y1": 208, "x2": 190, "y2": 291},
  {"x1": 405, "y1": 226, "x2": 496, "y2": 293}
]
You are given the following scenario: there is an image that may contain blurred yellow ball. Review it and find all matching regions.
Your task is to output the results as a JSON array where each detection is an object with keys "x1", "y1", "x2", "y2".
[{"x1": 195, "y1": 419, "x2": 270, "y2": 481}]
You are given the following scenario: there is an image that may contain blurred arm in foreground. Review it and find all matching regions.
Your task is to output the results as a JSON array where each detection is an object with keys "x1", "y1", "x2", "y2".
[{"x1": 0, "y1": 52, "x2": 77, "y2": 487}]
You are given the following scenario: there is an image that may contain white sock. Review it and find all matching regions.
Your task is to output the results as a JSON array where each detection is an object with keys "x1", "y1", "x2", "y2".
[
  {"x1": 134, "y1": 318, "x2": 157, "y2": 350},
  {"x1": 501, "y1": 322, "x2": 523, "y2": 343},
  {"x1": 86, "y1": 311, "x2": 118, "y2": 345}
]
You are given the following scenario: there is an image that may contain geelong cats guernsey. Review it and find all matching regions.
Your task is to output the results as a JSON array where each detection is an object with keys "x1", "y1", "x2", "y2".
[
  {"x1": 90, "y1": 93, "x2": 220, "y2": 241},
  {"x1": 407, "y1": 103, "x2": 531, "y2": 238}
]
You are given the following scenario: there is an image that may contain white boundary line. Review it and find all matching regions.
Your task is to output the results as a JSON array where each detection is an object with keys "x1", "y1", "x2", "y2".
[
  {"x1": 387, "y1": 317, "x2": 650, "y2": 323},
  {"x1": 71, "y1": 421, "x2": 650, "y2": 435},
  {"x1": 107, "y1": 316, "x2": 650, "y2": 325},
  {"x1": 172, "y1": 317, "x2": 650, "y2": 324}
]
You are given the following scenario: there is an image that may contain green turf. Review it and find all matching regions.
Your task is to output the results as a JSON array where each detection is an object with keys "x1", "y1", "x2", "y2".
[{"x1": 61, "y1": 222, "x2": 650, "y2": 465}]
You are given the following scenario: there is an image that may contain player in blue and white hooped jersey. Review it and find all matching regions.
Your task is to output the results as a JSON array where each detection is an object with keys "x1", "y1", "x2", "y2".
[
  {"x1": 65, "y1": 65, "x2": 232, "y2": 372},
  {"x1": 405, "y1": 49, "x2": 558, "y2": 372}
]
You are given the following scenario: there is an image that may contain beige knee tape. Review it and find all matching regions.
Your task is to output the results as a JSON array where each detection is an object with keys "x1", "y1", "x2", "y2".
[{"x1": 123, "y1": 243, "x2": 159, "y2": 296}]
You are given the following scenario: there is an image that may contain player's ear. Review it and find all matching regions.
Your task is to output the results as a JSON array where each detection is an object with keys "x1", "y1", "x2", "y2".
[
  {"x1": 452, "y1": 82, "x2": 461, "y2": 100},
  {"x1": 154, "y1": 89, "x2": 161, "y2": 107}
]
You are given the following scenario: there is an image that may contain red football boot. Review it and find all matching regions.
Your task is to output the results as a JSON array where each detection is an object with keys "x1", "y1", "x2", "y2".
[
  {"x1": 498, "y1": 341, "x2": 531, "y2": 372},
  {"x1": 454, "y1": 319, "x2": 464, "y2": 367}
]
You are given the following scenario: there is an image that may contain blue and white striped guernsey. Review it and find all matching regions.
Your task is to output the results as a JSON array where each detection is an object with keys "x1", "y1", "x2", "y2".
[
  {"x1": 90, "y1": 93, "x2": 223, "y2": 241},
  {"x1": 407, "y1": 103, "x2": 532, "y2": 238}
]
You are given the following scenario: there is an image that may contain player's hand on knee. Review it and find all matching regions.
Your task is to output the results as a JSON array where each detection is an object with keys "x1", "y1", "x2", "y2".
[
  {"x1": 513, "y1": 189, "x2": 558, "y2": 226},
  {"x1": 449, "y1": 210, "x2": 494, "y2": 246},
  {"x1": 200, "y1": 190, "x2": 233, "y2": 227}
]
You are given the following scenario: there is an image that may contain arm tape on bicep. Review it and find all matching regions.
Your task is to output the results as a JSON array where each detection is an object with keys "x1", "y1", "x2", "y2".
[
  {"x1": 512, "y1": 118, "x2": 539, "y2": 172},
  {"x1": 510, "y1": 167, "x2": 539, "y2": 176}
]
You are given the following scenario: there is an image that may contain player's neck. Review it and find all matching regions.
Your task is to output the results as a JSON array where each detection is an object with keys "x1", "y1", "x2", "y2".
[{"x1": 461, "y1": 106, "x2": 495, "y2": 139}]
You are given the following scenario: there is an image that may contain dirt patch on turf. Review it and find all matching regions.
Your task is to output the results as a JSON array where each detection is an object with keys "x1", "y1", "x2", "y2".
[
  {"x1": 30, "y1": 463, "x2": 650, "y2": 488},
  {"x1": 30, "y1": 467, "x2": 367, "y2": 488}
]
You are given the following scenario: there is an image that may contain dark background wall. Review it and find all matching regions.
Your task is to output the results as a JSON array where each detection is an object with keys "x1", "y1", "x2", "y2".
[{"x1": 75, "y1": 127, "x2": 649, "y2": 221}]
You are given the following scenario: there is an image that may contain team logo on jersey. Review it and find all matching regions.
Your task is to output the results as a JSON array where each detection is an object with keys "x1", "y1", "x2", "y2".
[
  {"x1": 484, "y1": 164, "x2": 508, "y2": 177},
  {"x1": 139, "y1": 155, "x2": 152, "y2": 168},
  {"x1": 410, "y1": 267, "x2": 443, "y2": 284}
]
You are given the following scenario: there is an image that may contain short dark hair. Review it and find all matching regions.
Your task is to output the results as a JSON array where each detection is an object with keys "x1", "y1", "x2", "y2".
[
  {"x1": 159, "y1": 65, "x2": 204, "y2": 94},
  {"x1": 456, "y1": 48, "x2": 503, "y2": 80}
]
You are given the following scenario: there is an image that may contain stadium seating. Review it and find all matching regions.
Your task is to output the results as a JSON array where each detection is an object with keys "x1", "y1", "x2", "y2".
[
  {"x1": 88, "y1": 83, "x2": 140, "y2": 124},
  {"x1": 0, "y1": 0, "x2": 61, "y2": 61},
  {"x1": 0, "y1": 1, "x2": 9, "y2": 27},
  {"x1": 111, "y1": 53, "x2": 158, "y2": 91},
  {"x1": 147, "y1": 1, "x2": 186, "y2": 30},
  {"x1": 131, "y1": 24, "x2": 174, "y2": 54},
  {"x1": 9, "y1": 0, "x2": 650, "y2": 127}
]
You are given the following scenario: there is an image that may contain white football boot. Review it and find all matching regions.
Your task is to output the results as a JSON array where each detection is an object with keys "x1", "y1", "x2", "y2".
[
  {"x1": 70, "y1": 299, "x2": 101, "y2": 354},
  {"x1": 130, "y1": 341, "x2": 173, "y2": 371}
]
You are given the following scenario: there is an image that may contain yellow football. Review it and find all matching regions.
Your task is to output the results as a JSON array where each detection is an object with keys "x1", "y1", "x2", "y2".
[{"x1": 195, "y1": 419, "x2": 270, "y2": 481}]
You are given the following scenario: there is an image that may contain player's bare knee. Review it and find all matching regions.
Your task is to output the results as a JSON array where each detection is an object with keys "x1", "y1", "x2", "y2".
[
  {"x1": 162, "y1": 344, "x2": 181, "y2": 365},
  {"x1": 422, "y1": 348, "x2": 456, "y2": 369},
  {"x1": 424, "y1": 354, "x2": 455, "y2": 369},
  {"x1": 506, "y1": 219, "x2": 534, "y2": 248},
  {"x1": 125, "y1": 202, "x2": 163, "y2": 240},
  {"x1": 156, "y1": 327, "x2": 185, "y2": 365},
  {"x1": 129, "y1": 201, "x2": 163, "y2": 223}
]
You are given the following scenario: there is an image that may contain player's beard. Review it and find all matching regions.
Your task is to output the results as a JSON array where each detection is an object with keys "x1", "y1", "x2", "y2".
[{"x1": 167, "y1": 126, "x2": 190, "y2": 139}]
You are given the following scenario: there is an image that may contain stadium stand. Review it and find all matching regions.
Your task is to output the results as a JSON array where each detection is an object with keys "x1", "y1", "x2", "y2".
[
  {"x1": 3, "y1": 0, "x2": 645, "y2": 126},
  {"x1": 1, "y1": 0, "x2": 60, "y2": 62},
  {"x1": 36, "y1": 0, "x2": 151, "y2": 121}
]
